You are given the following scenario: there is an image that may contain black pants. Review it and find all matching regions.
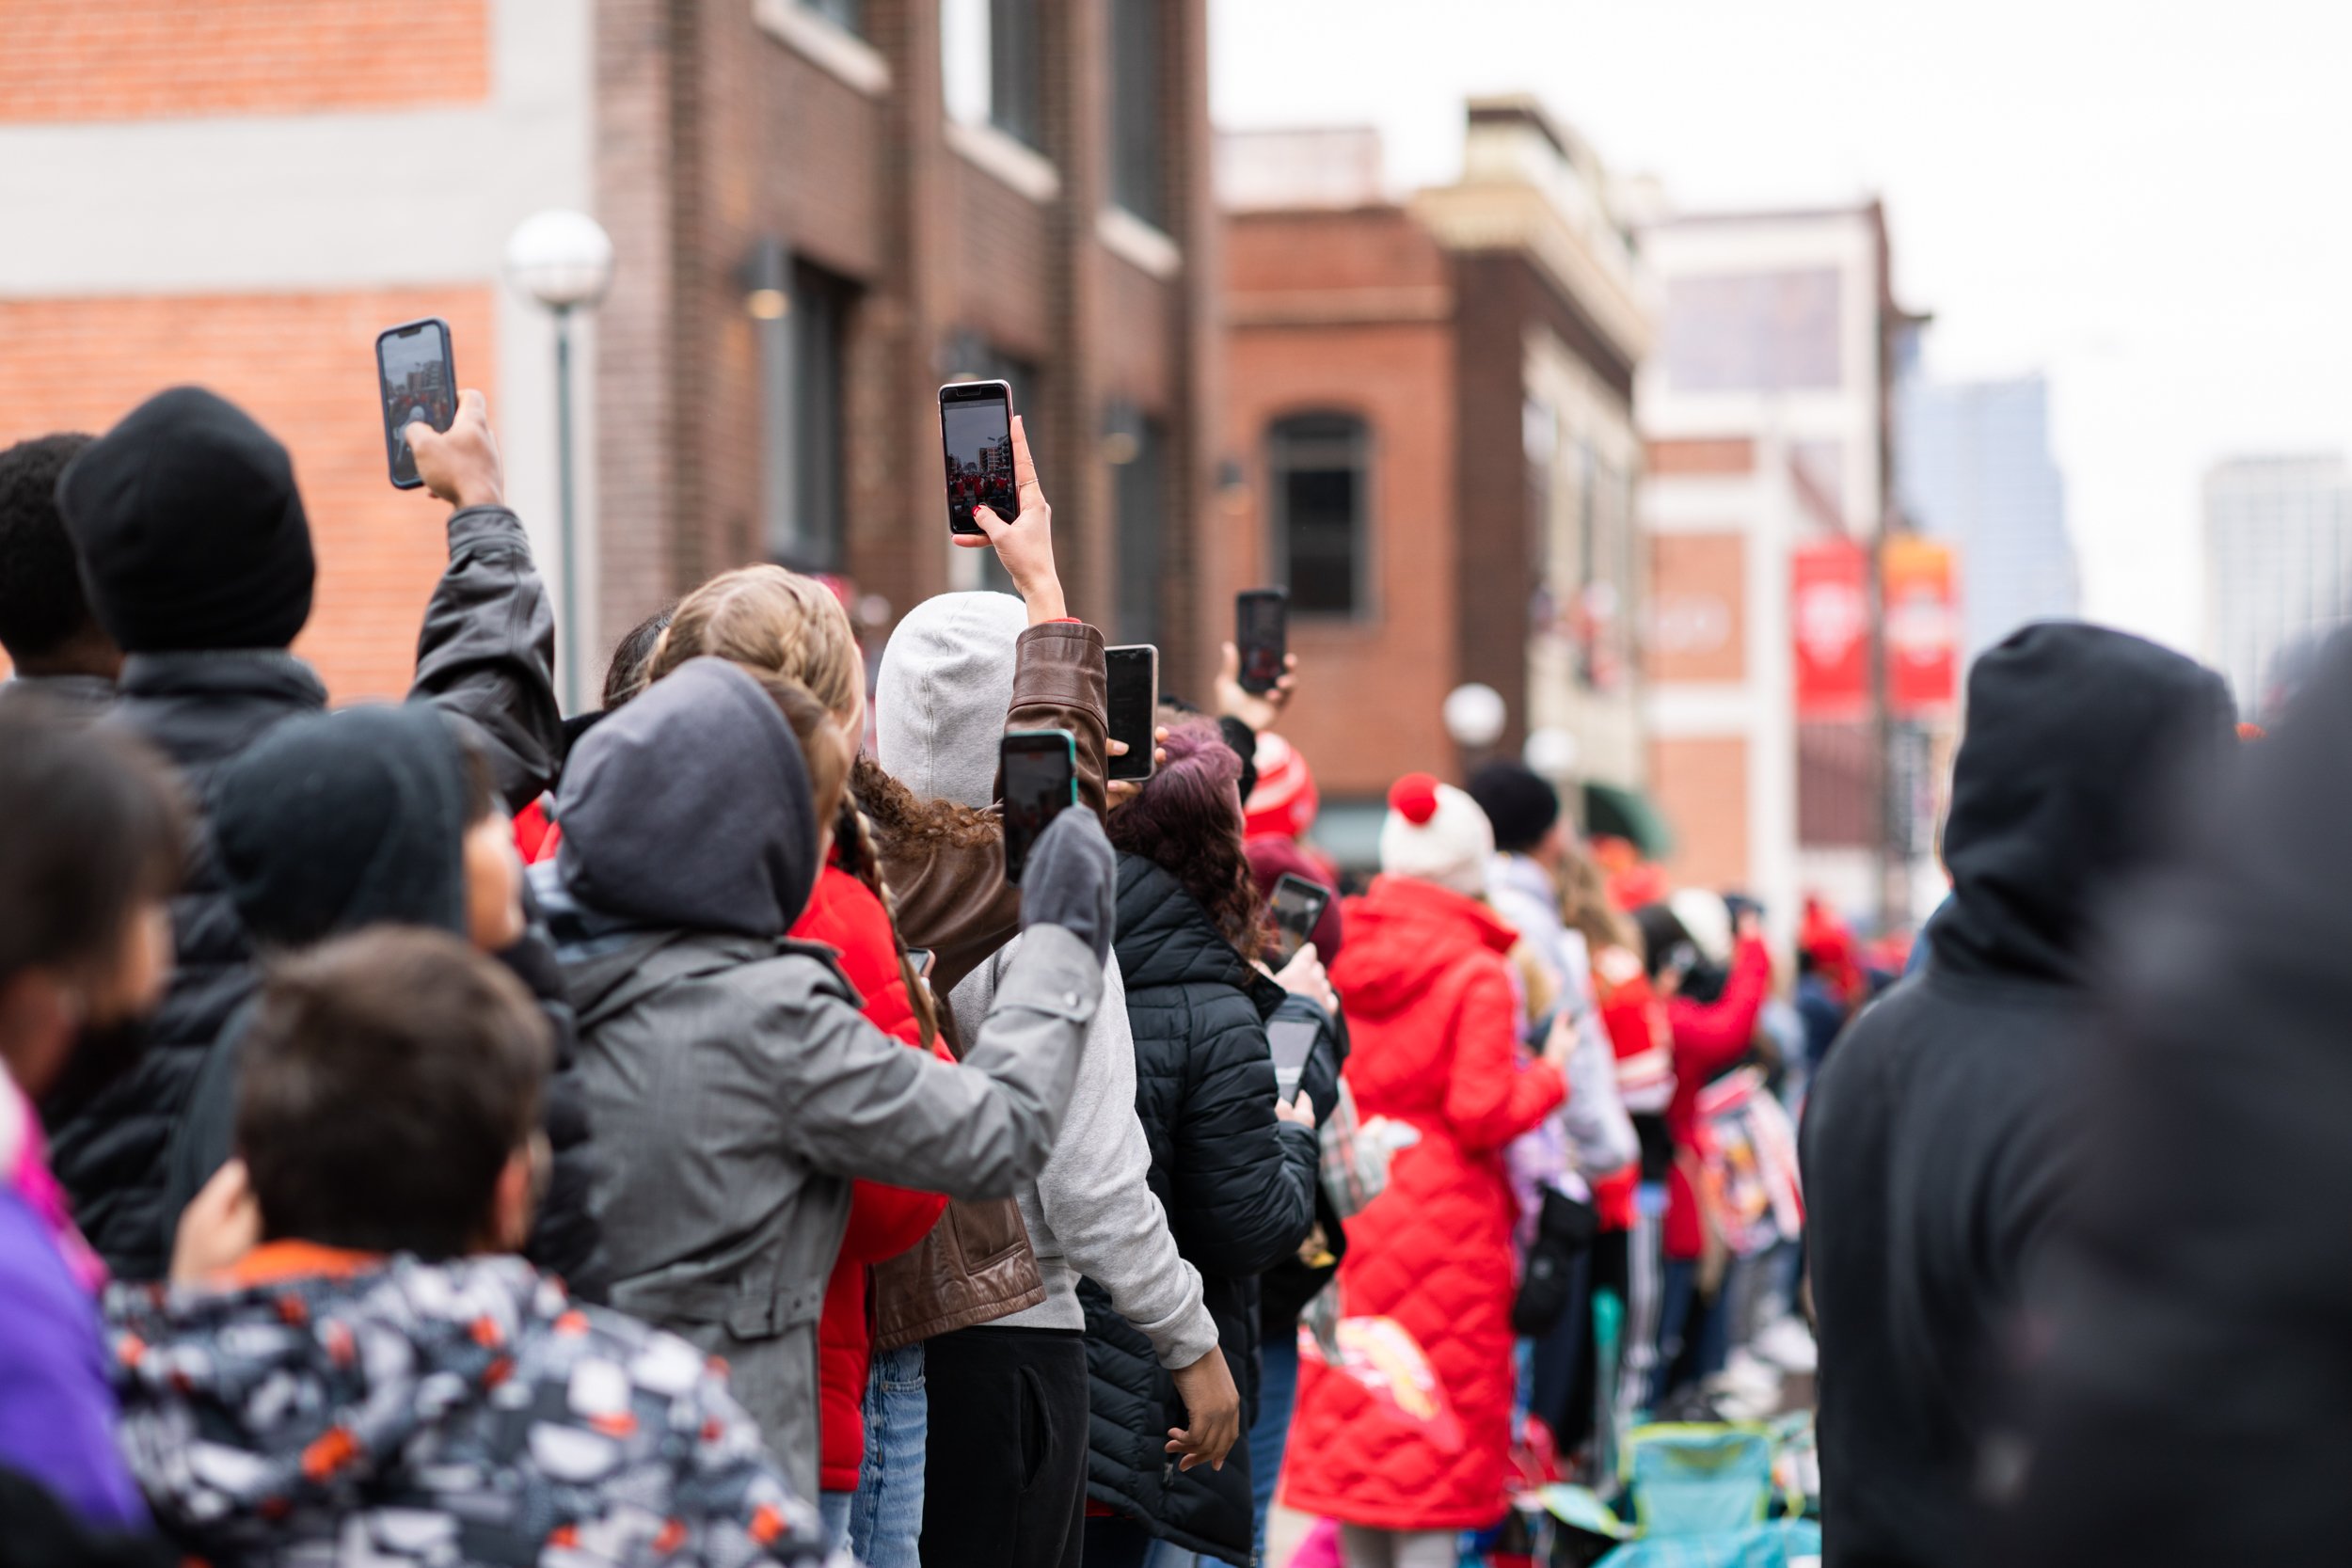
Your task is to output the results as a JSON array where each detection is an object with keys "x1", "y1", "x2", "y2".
[{"x1": 921, "y1": 1325, "x2": 1090, "y2": 1568}]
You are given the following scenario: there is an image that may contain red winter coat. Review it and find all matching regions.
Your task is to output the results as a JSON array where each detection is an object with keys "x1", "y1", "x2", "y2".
[
  {"x1": 1283, "y1": 876, "x2": 1566, "y2": 1532},
  {"x1": 1661, "y1": 936, "x2": 1770, "y2": 1260},
  {"x1": 788, "y1": 864, "x2": 952, "y2": 1495},
  {"x1": 1590, "y1": 944, "x2": 1669, "y2": 1233}
]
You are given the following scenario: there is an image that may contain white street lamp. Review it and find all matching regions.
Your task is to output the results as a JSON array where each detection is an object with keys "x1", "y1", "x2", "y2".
[
  {"x1": 1442, "y1": 682, "x2": 1507, "y2": 752},
  {"x1": 504, "y1": 210, "x2": 615, "y2": 714},
  {"x1": 1523, "y1": 725, "x2": 1581, "y2": 778}
]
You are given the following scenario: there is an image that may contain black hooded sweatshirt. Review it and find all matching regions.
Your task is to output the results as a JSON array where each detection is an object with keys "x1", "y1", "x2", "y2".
[
  {"x1": 1977, "y1": 626, "x2": 2352, "y2": 1564},
  {"x1": 1799, "y1": 622, "x2": 2233, "y2": 1568}
]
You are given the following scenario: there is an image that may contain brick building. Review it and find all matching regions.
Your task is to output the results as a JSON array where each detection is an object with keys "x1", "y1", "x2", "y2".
[
  {"x1": 0, "y1": 0, "x2": 1216, "y2": 700},
  {"x1": 1217, "y1": 103, "x2": 1655, "y2": 866}
]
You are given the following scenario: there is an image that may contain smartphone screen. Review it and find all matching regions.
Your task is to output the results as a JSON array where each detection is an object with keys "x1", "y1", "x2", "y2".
[
  {"x1": 376, "y1": 318, "x2": 456, "y2": 490},
  {"x1": 1267, "y1": 872, "x2": 1333, "y2": 965},
  {"x1": 1000, "y1": 729, "x2": 1077, "y2": 884},
  {"x1": 903, "y1": 947, "x2": 935, "y2": 980},
  {"x1": 940, "y1": 380, "x2": 1016, "y2": 536},
  {"x1": 1237, "y1": 589, "x2": 1288, "y2": 694},
  {"x1": 1268, "y1": 1018, "x2": 1320, "y2": 1102},
  {"x1": 1105, "y1": 645, "x2": 1158, "y2": 783}
]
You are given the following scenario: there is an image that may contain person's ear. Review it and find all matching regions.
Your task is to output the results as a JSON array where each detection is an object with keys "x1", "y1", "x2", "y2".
[
  {"x1": 0, "y1": 970, "x2": 83, "y2": 1101},
  {"x1": 485, "y1": 1144, "x2": 537, "y2": 1254}
]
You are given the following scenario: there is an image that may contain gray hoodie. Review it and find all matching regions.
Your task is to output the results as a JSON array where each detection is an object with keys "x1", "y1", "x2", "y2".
[
  {"x1": 543, "y1": 657, "x2": 1104, "y2": 1496},
  {"x1": 879, "y1": 594, "x2": 1217, "y2": 1369}
]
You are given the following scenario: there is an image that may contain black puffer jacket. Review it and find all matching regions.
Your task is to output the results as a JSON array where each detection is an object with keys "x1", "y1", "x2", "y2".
[
  {"x1": 42, "y1": 507, "x2": 560, "y2": 1281},
  {"x1": 1082, "y1": 854, "x2": 1320, "y2": 1565}
]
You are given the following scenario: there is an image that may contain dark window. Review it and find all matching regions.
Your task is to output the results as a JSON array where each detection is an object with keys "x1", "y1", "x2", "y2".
[
  {"x1": 991, "y1": 0, "x2": 1042, "y2": 149},
  {"x1": 1108, "y1": 0, "x2": 1163, "y2": 226},
  {"x1": 762, "y1": 260, "x2": 853, "y2": 572},
  {"x1": 801, "y1": 0, "x2": 863, "y2": 35},
  {"x1": 1113, "y1": 411, "x2": 1166, "y2": 645},
  {"x1": 1269, "y1": 413, "x2": 1369, "y2": 617}
]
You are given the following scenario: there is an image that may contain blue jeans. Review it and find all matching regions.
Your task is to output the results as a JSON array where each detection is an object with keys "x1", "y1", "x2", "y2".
[
  {"x1": 847, "y1": 1340, "x2": 927, "y2": 1568},
  {"x1": 1250, "y1": 1331, "x2": 1302, "y2": 1562}
]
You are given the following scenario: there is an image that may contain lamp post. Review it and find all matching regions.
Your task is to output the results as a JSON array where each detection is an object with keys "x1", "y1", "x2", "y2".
[
  {"x1": 503, "y1": 210, "x2": 615, "y2": 714},
  {"x1": 1443, "y1": 681, "x2": 1508, "y2": 771}
]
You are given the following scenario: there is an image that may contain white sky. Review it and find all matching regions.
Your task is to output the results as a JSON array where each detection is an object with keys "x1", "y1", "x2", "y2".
[{"x1": 1210, "y1": 0, "x2": 2352, "y2": 655}]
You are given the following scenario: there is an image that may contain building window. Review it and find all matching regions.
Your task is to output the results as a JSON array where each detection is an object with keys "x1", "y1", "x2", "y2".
[
  {"x1": 1112, "y1": 409, "x2": 1166, "y2": 645},
  {"x1": 801, "y1": 0, "x2": 863, "y2": 35},
  {"x1": 942, "y1": 0, "x2": 1042, "y2": 149},
  {"x1": 761, "y1": 259, "x2": 854, "y2": 572},
  {"x1": 1108, "y1": 0, "x2": 1163, "y2": 227},
  {"x1": 1268, "y1": 413, "x2": 1369, "y2": 617}
]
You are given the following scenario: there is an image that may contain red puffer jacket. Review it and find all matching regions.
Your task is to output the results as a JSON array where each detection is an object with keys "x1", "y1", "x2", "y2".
[
  {"x1": 788, "y1": 864, "x2": 952, "y2": 1496},
  {"x1": 1590, "y1": 942, "x2": 1670, "y2": 1233},
  {"x1": 1661, "y1": 936, "x2": 1770, "y2": 1260},
  {"x1": 1283, "y1": 876, "x2": 1565, "y2": 1532}
]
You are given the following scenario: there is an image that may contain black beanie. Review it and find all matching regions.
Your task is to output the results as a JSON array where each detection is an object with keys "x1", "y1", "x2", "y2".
[
  {"x1": 1466, "y1": 760, "x2": 1562, "y2": 854},
  {"x1": 57, "y1": 387, "x2": 315, "y2": 653}
]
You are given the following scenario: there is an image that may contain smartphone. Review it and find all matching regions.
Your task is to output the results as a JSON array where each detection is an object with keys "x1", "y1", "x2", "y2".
[
  {"x1": 1267, "y1": 872, "x2": 1334, "y2": 966},
  {"x1": 1268, "y1": 1018, "x2": 1320, "y2": 1104},
  {"x1": 1236, "y1": 588, "x2": 1288, "y2": 694},
  {"x1": 376, "y1": 318, "x2": 458, "y2": 490},
  {"x1": 903, "y1": 947, "x2": 936, "y2": 981},
  {"x1": 1106, "y1": 644, "x2": 1159, "y2": 784},
  {"x1": 940, "y1": 379, "x2": 1017, "y2": 537},
  {"x1": 1000, "y1": 728, "x2": 1078, "y2": 884}
]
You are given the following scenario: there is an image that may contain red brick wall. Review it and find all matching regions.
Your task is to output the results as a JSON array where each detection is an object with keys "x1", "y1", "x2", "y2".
[
  {"x1": 1646, "y1": 532, "x2": 1747, "y2": 683},
  {"x1": 0, "y1": 1, "x2": 491, "y2": 122},
  {"x1": 1651, "y1": 734, "x2": 1749, "y2": 891},
  {"x1": 1646, "y1": 436, "x2": 1754, "y2": 477},
  {"x1": 0, "y1": 288, "x2": 498, "y2": 701}
]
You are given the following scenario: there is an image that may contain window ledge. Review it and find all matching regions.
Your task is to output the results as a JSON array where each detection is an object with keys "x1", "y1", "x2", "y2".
[
  {"x1": 754, "y1": 0, "x2": 891, "y2": 98},
  {"x1": 1096, "y1": 207, "x2": 1182, "y2": 279},
  {"x1": 947, "y1": 118, "x2": 1060, "y2": 203}
]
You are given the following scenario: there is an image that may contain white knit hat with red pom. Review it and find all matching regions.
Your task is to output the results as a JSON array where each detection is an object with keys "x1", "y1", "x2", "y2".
[{"x1": 1378, "y1": 772, "x2": 1495, "y2": 897}]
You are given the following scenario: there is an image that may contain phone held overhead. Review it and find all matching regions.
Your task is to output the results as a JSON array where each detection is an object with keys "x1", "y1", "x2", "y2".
[
  {"x1": 375, "y1": 318, "x2": 458, "y2": 490},
  {"x1": 939, "y1": 379, "x2": 1016, "y2": 536},
  {"x1": 1105, "y1": 644, "x2": 1159, "y2": 783},
  {"x1": 1236, "y1": 588, "x2": 1287, "y2": 694},
  {"x1": 999, "y1": 728, "x2": 1078, "y2": 884}
]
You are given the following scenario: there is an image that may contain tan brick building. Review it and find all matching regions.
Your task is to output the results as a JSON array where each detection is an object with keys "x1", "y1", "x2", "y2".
[
  {"x1": 0, "y1": 0, "x2": 1216, "y2": 700},
  {"x1": 1217, "y1": 104, "x2": 1655, "y2": 865}
]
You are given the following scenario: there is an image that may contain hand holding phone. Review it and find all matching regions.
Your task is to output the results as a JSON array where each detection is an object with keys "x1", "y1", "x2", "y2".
[
  {"x1": 1267, "y1": 1017, "x2": 1321, "y2": 1105},
  {"x1": 1106, "y1": 645, "x2": 1159, "y2": 783},
  {"x1": 1000, "y1": 729, "x2": 1079, "y2": 884},
  {"x1": 404, "y1": 389, "x2": 504, "y2": 511},
  {"x1": 940, "y1": 385, "x2": 1064, "y2": 621},
  {"x1": 1266, "y1": 872, "x2": 1334, "y2": 966},
  {"x1": 1234, "y1": 589, "x2": 1289, "y2": 697},
  {"x1": 377, "y1": 318, "x2": 458, "y2": 490}
]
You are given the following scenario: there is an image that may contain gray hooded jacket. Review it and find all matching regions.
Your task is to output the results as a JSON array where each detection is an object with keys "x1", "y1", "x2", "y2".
[
  {"x1": 541, "y1": 657, "x2": 1103, "y2": 1497},
  {"x1": 880, "y1": 595, "x2": 1217, "y2": 1369}
]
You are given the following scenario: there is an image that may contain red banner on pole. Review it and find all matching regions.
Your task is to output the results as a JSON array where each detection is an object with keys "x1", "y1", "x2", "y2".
[
  {"x1": 1792, "y1": 539, "x2": 1869, "y2": 720},
  {"x1": 1883, "y1": 537, "x2": 1959, "y2": 715}
]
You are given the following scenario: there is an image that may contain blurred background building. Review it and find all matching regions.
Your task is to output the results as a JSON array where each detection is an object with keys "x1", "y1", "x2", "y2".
[
  {"x1": 1899, "y1": 373, "x2": 2077, "y2": 664},
  {"x1": 1636, "y1": 201, "x2": 1947, "y2": 935},
  {"x1": 1216, "y1": 99, "x2": 1658, "y2": 867},
  {"x1": 2203, "y1": 453, "x2": 2352, "y2": 719}
]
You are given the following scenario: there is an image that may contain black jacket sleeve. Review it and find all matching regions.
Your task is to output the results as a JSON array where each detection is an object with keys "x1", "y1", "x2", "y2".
[
  {"x1": 1169, "y1": 991, "x2": 1319, "y2": 1278},
  {"x1": 498, "y1": 911, "x2": 609, "y2": 1304},
  {"x1": 407, "y1": 506, "x2": 562, "y2": 812}
]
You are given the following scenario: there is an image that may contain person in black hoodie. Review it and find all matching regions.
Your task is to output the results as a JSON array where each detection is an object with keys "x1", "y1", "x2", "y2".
[
  {"x1": 1974, "y1": 631, "x2": 2352, "y2": 1564},
  {"x1": 1087, "y1": 718, "x2": 1326, "y2": 1568},
  {"x1": 1799, "y1": 622, "x2": 2234, "y2": 1568},
  {"x1": 41, "y1": 385, "x2": 561, "y2": 1281},
  {"x1": 159, "y1": 703, "x2": 604, "y2": 1298}
]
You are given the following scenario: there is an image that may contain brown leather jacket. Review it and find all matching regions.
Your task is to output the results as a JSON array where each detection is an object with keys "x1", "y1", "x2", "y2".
[{"x1": 870, "y1": 618, "x2": 1110, "y2": 1349}]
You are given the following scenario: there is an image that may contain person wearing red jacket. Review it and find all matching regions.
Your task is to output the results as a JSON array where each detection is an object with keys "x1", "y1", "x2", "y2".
[
  {"x1": 787, "y1": 819, "x2": 953, "y2": 1541},
  {"x1": 1284, "y1": 776, "x2": 1567, "y2": 1566}
]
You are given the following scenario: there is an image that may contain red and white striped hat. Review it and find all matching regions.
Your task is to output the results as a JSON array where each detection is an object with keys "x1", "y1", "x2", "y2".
[{"x1": 1242, "y1": 732, "x2": 1320, "y2": 841}]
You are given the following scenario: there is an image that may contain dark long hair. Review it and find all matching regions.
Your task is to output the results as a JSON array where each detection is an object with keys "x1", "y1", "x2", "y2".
[{"x1": 1107, "y1": 718, "x2": 1267, "y2": 954}]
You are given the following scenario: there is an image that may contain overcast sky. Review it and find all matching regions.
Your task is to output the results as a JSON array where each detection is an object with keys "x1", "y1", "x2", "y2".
[{"x1": 1210, "y1": 0, "x2": 2352, "y2": 654}]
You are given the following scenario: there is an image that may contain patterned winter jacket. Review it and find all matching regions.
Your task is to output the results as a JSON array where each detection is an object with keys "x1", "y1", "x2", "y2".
[{"x1": 104, "y1": 1248, "x2": 830, "y2": 1567}]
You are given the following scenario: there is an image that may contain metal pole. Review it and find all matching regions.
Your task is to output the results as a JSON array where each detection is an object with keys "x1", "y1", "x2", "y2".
[{"x1": 553, "y1": 305, "x2": 581, "y2": 715}]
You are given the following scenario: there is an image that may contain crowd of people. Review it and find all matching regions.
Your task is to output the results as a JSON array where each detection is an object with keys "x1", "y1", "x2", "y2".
[{"x1": 15, "y1": 370, "x2": 2342, "y2": 1568}]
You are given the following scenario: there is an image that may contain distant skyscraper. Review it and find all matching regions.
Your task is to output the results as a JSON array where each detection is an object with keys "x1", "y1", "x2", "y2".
[
  {"x1": 2203, "y1": 454, "x2": 2352, "y2": 717},
  {"x1": 1899, "y1": 375, "x2": 2078, "y2": 666}
]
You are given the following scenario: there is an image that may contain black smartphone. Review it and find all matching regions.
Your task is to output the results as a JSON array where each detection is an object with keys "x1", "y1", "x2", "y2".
[
  {"x1": 1267, "y1": 872, "x2": 1333, "y2": 965},
  {"x1": 1268, "y1": 1017, "x2": 1320, "y2": 1103},
  {"x1": 1237, "y1": 588, "x2": 1288, "y2": 694},
  {"x1": 940, "y1": 379, "x2": 1017, "y2": 537},
  {"x1": 1000, "y1": 728, "x2": 1078, "y2": 884},
  {"x1": 1106, "y1": 644, "x2": 1158, "y2": 783},
  {"x1": 376, "y1": 318, "x2": 457, "y2": 490},
  {"x1": 903, "y1": 947, "x2": 935, "y2": 980}
]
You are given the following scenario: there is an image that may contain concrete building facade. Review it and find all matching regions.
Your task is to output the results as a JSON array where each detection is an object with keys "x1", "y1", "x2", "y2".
[
  {"x1": 1217, "y1": 103, "x2": 1653, "y2": 864},
  {"x1": 2203, "y1": 453, "x2": 2352, "y2": 718}
]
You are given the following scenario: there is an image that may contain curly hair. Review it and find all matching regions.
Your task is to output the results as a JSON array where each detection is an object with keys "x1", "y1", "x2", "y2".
[
  {"x1": 850, "y1": 754, "x2": 999, "y2": 856},
  {"x1": 1107, "y1": 718, "x2": 1267, "y2": 954},
  {"x1": 0, "y1": 432, "x2": 100, "y2": 664},
  {"x1": 648, "y1": 565, "x2": 865, "y2": 727}
]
